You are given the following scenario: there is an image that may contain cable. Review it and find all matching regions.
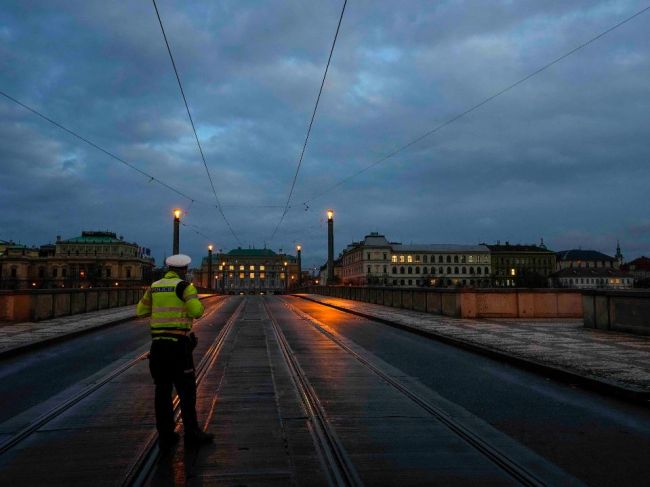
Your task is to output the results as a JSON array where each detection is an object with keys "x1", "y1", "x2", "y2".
[
  {"x1": 268, "y1": 0, "x2": 348, "y2": 241},
  {"x1": 152, "y1": 0, "x2": 242, "y2": 246},
  {"x1": 0, "y1": 89, "x2": 196, "y2": 202},
  {"x1": 302, "y1": 4, "x2": 650, "y2": 206}
]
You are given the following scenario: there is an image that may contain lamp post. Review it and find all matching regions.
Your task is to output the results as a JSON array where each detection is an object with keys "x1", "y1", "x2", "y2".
[
  {"x1": 221, "y1": 261, "x2": 226, "y2": 293},
  {"x1": 296, "y1": 244, "x2": 302, "y2": 287},
  {"x1": 284, "y1": 260, "x2": 288, "y2": 292},
  {"x1": 172, "y1": 208, "x2": 181, "y2": 255},
  {"x1": 207, "y1": 245, "x2": 213, "y2": 291},
  {"x1": 327, "y1": 209, "x2": 334, "y2": 285}
]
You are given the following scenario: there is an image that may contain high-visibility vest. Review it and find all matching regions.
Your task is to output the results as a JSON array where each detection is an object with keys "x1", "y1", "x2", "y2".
[{"x1": 137, "y1": 271, "x2": 204, "y2": 341}]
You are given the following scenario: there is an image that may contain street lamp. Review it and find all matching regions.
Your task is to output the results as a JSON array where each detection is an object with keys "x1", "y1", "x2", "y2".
[
  {"x1": 172, "y1": 208, "x2": 182, "y2": 255},
  {"x1": 207, "y1": 245, "x2": 213, "y2": 291},
  {"x1": 221, "y1": 261, "x2": 226, "y2": 293},
  {"x1": 296, "y1": 244, "x2": 302, "y2": 287},
  {"x1": 327, "y1": 209, "x2": 334, "y2": 285},
  {"x1": 284, "y1": 261, "x2": 288, "y2": 292}
]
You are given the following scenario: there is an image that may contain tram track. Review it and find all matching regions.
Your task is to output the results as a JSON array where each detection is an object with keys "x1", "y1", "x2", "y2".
[
  {"x1": 0, "y1": 296, "x2": 241, "y2": 485},
  {"x1": 268, "y1": 297, "x2": 567, "y2": 487},
  {"x1": 263, "y1": 299, "x2": 363, "y2": 487}
]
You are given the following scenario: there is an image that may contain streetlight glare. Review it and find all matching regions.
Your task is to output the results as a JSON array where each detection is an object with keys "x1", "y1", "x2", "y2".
[
  {"x1": 327, "y1": 209, "x2": 334, "y2": 220},
  {"x1": 296, "y1": 244, "x2": 302, "y2": 251},
  {"x1": 173, "y1": 208, "x2": 182, "y2": 220},
  {"x1": 208, "y1": 244, "x2": 213, "y2": 251}
]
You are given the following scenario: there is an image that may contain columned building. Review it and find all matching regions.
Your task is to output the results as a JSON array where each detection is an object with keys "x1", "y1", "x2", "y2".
[
  {"x1": 335, "y1": 233, "x2": 492, "y2": 288},
  {"x1": 199, "y1": 248, "x2": 299, "y2": 293},
  {"x1": 0, "y1": 231, "x2": 155, "y2": 290}
]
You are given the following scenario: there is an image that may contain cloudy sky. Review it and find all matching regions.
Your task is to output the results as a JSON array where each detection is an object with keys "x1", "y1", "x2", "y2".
[{"x1": 1, "y1": 0, "x2": 649, "y2": 269}]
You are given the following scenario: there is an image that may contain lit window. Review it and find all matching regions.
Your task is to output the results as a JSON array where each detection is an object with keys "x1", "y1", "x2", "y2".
[
  {"x1": 260, "y1": 265, "x2": 265, "y2": 271},
  {"x1": 260, "y1": 273, "x2": 265, "y2": 279},
  {"x1": 407, "y1": 255, "x2": 413, "y2": 263},
  {"x1": 280, "y1": 272, "x2": 285, "y2": 279},
  {"x1": 218, "y1": 265, "x2": 223, "y2": 271},
  {"x1": 391, "y1": 256, "x2": 397, "y2": 263},
  {"x1": 239, "y1": 272, "x2": 245, "y2": 279},
  {"x1": 250, "y1": 265, "x2": 255, "y2": 271},
  {"x1": 510, "y1": 268, "x2": 516, "y2": 276},
  {"x1": 399, "y1": 255, "x2": 405, "y2": 263},
  {"x1": 250, "y1": 273, "x2": 255, "y2": 279},
  {"x1": 229, "y1": 265, "x2": 234, "y2": 271},
  {"x1": 239, "y1": 265, "x2": 244, "y2": 271}
]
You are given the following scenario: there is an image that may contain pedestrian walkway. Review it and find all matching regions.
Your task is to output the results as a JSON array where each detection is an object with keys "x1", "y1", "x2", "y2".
[
  {"x1": 297, "y1": 294, "x2": 650, "y2": 397},
  {"x1": 0, "y1": 306, "x2": 137, "y2": 357},
  {"x1": 0, "y1": 294, "x2": 222, "y2": 358}
]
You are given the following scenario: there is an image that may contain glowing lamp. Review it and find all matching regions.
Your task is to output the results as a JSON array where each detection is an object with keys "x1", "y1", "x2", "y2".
[
  {"x1": 296, "y1": 244, "x2": 302, "y2": 251},
  {"x1": 208, "y1": 244, "x2": 213, "y2": 251},
  {"x1": 173, "y1": 208, "x2": 182, "y2": 220},
  {"x1": 327, "y1": 209, "x2": 334, "y2": 220}
]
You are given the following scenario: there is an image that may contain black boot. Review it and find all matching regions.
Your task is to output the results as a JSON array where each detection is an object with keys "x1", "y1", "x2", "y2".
[{"x1": 185, "y1": 430, "x2": 214, "y2": 445}]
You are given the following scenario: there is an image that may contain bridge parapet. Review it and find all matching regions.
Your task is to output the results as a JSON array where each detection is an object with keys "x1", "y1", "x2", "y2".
[
  {"x1": 297, "y1": 286, "x2": 583, "y2": 319},
  {"x1": 0, "y1": 287, "x2": 145, "y2": 322},
  {"x1": 583, "y1": 289, "x2": 650, "y2": 335}
]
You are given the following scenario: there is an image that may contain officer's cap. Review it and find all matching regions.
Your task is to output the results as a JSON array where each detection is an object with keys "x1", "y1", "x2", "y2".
[{"x1": 166, "y1": 254, "x2": 192, "y2": 268}]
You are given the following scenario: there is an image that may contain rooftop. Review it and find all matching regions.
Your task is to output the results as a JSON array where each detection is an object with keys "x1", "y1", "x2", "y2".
[
  {"x1": 556, "y1": 249, "x2": 615, "y2": 262},
  {"x1": 554, "y1": 267, "x2": 629, "y2": 278},
  {"x1": 60, "y1": 231, "x2": 130, "y2": 245}
]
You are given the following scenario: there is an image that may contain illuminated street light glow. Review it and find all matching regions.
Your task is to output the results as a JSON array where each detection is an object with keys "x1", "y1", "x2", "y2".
[
  {"x1": 296, "y1": 244, "x2": 302, "y2": 251},
  {"x1": 327, "y1": 209, "x2": 334, "y2": 220},
  {"x1": 208, "y1": 244, "x2": 213, "y2": 251},
  {"x1": 173, "y1": 208, "x2": 182, "y2": 220}
]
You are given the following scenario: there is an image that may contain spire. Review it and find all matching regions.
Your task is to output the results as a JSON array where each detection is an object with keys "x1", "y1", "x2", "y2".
[
  {"x1": 539, "y1": 237, "x2": 546, "y2": 249},
  {"x1": 615, "y1": 239, "x2": 624, "y2": 266}
]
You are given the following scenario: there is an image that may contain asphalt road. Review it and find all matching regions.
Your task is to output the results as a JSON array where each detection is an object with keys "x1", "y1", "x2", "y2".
[
  {"x1": 0, "y1": 297, "x2": 236, "y2": 427},
  {"x1": 284, "y1": 296, "x2": 650, "y2": 487}
]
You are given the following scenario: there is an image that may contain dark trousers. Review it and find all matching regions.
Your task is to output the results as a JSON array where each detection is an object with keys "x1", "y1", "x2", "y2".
[{"x1": 149, "y1": 337, "x2": 200, "y2": 436}]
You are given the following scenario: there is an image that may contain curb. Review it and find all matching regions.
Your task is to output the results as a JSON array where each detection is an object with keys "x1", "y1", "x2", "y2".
[
  {"x1": 0, "y1": 294, "x2": 224, "y2": 360},
  {"x1": 293, "y1": 294, "x2": 650, "y2": 405}
]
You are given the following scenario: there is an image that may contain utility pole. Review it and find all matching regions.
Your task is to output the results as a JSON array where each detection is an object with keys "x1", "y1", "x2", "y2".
[
  {"x1": 207, "y1": 245, "x2": 213, "y2": 290},
  {"x1": 327, "y1": 209, "x2": 334, "y2": 285}
]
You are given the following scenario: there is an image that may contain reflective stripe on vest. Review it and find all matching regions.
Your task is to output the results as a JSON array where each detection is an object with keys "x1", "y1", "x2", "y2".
[{"x1": 150, "y1": 277, "x2": 192, "y2": 335}]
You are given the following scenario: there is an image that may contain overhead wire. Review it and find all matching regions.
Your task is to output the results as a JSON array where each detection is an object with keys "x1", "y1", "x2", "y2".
[
  {"x1": 301, "y1": 4, "x2": 650, "y2": 206},
  {"x1": 268, "y1": 0, "x2": 348, "y2": 242},
  {"x1": 0, "y1": 89, "x2": 196, "y2": 202},
  {"x1": 151, "y1": 0, "x2": 242, "y2": 246}
]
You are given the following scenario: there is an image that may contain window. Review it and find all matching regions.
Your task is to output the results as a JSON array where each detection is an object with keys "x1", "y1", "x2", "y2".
[
  {"x1": 400, "y1": 279, "x2": 405, "y2": 285},
  {"x1": 392, "y1": 266, "x2": 397, "y2": 274},
  {"x1": 260, "y1": 265, "x2": 265, "y2": 271},
  {"x1": 106, "y1": 267, "x2": 111, "y2": 277},
  {"x1": 423, "y1": 267, "x2": 428, "y2": 274},
  {"x1": 229, "y1": 265, "x2": 234, "y2": 271},
  {"x1": 391, "y1": 255, "x2": 397, "y2": 263},
  {"x1": 454, "y1": 255, "x2": 459, "y2": 263},
  {"x1": 447, "y1": 267, "x2": 451, "y2": 274},
  {"x1": 462, "y1": 267, "x2": 466, "y2": 274},
  {"x1": 461, "y1": 255, "x2": 466, "y2": 263},
  {"x1": 400, "y1": 266, "x2": 405, "y2": 274},
  {"x1": 423, "y1": 255, "x2": 428, "y2": 263},
  {"x1": 393, "y1": 279, "x2": 397, "y2": 285},
  {"x1": 367, "y1": 253, "x2": 371, "y2": 260},
  {"x1": 399, "y1": 255, "x2": 405, "y2": 263},
  {"x1": 415, "y1": 267, "x2": 420, "y2": 274},
  {"x1": 126, "y1": 268, "x2": 132, "y2": 278},
  {"x1": 250, "y1": 273, "x2": 255, "y2": 279},
  {"x1": 415, "y1": 255, "x2": 421, "y2": 262},
  {"x1": 446, "y1": 255, "x2": 451, "y2": 263},
  {"x1": 407, "y1": 255, "x2": 413, "y2": 263},
  {"x1": 469, "y1": 267, "x2": 475, "y2": 274},
  {"x1": 407, "y1": 267, "x2": 412, "y2": 274},
  {"x1": 239, "y1": 265, "x2": 245, "y2": 271},
  {"x1": 485, "y1": 267, "x2": 489, "y2": 275},
  {"x1": 439, "y1": 255, "x2": 443, "y2": 263},
  {"x1": 280, "y1": 272, "x2": 285, "y2": 279},
  {"x1": 477, "y1": 267, "x2": 482, "y2": 275},
  {"x1": 239, "y1": 272, "x2": 245, "y2": 279},
  {"x1": 454, "y1": 267, "x2": 459, "y2": 274},
  {"x1": 367, "y1": 266, "x2": 371, "y2": 274},
  {"x1": 383, "y1": 253, "x2": 387, "y2": 260},
  {"x1": 53, "y1": 268, "x2": 58, "y2": 277},
  {"x1": 10, "y1": 267, "x2": 17, "y2": 278},
  {"x1": 249, "y1": 265, "x2": 255, "y2": 271},
  {"x1": 468, "y1": 256, "x2": 475, "y2": 263},
  {"x1": 383, "y1": 265, "x2": 387, "y2": 273}
]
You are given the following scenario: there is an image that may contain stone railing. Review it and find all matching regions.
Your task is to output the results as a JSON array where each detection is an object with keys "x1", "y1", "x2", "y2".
[
  {"x1": 297, "y1": 286, "x2": 583, "y2": 319},
  {"x1": 583, "y1": 289, "x2": 650, "y2": 335},
  {"x1": 0, "y1": 288, "x2": 146, "y2": 322}
]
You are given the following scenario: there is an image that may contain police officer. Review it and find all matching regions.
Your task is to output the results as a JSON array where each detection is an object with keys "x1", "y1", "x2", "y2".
[{"x1": 137, "y1": 254, "x2": 214, "y2": 449}]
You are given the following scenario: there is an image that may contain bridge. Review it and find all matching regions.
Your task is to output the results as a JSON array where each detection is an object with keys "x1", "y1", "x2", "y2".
[{"x1": 1, "y1": 291, "x2": 650, "y2": 486}]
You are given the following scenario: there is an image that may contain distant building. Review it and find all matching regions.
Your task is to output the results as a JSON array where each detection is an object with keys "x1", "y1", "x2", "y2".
[
  {"x1": 621, "y1": 256, "x2": 650, "y2": 287},
  {"x1": 556, "y1": 249, "x2": 619, "y2": 270},
  {"x1": 333, "y1": 233, "x2": 491, "y2": 288},
  {"x1": 0, "y1": 231, "x2": 154, "y2": 290},
  {"x1": 198, "y1": 247, "x2": 299, "y2": 293},
  {"x1": 486, "y1": 241, "x2": 556, "y2": 287},
  {"x1": 553, "y1": 267, "x2": 633, "y2": 289}
]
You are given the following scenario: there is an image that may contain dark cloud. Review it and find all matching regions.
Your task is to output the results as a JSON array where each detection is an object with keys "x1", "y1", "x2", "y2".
[{"x1": 1, "y1": 0, "x2": 649, "y2": 269}]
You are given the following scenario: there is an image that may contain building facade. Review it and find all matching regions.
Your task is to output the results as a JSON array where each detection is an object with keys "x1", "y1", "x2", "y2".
[
  {"x1": 0, "y1": 231, "x2": 154, "y2": 290},
  {"x1": 553, "y1": 267, "x2": 633, "y2": 289},
  {"x1": 334, "y1": 233, "x2": 492, "y2": 288},
  {"x1": 198, "y1": 248, "x2": 299, "y2": 293},
  {"x1": 621, "y1": 256, "x2": 650, "y2": 287},
  {"x1": 555, "y1": 249, "x2": 619, "y2": 270},
  {"x1": 487, "y1": 242, "x2": 557, "y2": 287}
]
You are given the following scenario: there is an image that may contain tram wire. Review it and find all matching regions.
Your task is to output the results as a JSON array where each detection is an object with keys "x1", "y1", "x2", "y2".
[
  {"x1": 299, "y1": 4, "x2": 650, "y2": 207},
  {"x1": 268, "y1": 0, "x2": 348, "y2": 243},
  {"x1": 151, "y1": 0, "x2": 242, "y2": 246}
]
